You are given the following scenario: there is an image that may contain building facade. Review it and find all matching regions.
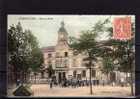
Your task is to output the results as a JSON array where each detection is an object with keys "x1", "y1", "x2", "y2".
[{"x1": 41, "y1": 21, "x2": 130, "y2": 85}]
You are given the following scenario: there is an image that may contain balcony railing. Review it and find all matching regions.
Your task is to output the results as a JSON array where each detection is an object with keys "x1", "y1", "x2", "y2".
[{"x1": 55, "y1": 65, "x2": 68, "y2": 68}]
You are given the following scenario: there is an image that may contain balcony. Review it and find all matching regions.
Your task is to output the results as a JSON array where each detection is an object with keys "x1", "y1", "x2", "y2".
[
  {"x1": 55, "y1": 66, "x2": 69, "y2": 71},
  {"x1": 55, "y1": 66, "x2": 68, "y2": 68}
]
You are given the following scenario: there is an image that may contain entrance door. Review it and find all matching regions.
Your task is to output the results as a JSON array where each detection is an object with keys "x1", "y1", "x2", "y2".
[
  {"x1": 110, "y1": 72, "x2": 116, "y2": 82},
  {"x1": 63, "y1": 72, "x2": 66, "y2": 79},
  {"x1": 58, "y1": 72, "x2": 62, "y2": 83},
  {"x1": 77, "y1": 74, "x2": 81, "y2": 80}
]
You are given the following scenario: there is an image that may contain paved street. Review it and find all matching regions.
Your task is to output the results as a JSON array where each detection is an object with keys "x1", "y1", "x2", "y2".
[{"x1": 30, "y1": 84, "x2": 131, "y2": 97}]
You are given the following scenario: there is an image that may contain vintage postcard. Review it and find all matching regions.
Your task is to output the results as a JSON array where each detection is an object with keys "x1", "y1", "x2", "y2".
[{"x1": 7, "y1": 15, "x2": 135, "y2": 97}]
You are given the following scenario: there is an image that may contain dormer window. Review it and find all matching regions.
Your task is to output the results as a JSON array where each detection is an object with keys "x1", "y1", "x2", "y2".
[
  {"x1": 64, "y1": 52, "x2": 68, "y2": 57},
  {"x1": 48, "y1": 53, "x2": 52, "y2": 58}
]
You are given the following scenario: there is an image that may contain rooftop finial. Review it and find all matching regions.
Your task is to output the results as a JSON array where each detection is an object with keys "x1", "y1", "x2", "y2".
[{"x1": 61, "y1": 21, "x2": 64, "y2": 27}]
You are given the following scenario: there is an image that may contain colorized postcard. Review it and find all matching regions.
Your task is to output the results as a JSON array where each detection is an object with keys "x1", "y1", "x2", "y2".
[{"x1": 7, "y1": 15, "x2": 135, "y2": 97}]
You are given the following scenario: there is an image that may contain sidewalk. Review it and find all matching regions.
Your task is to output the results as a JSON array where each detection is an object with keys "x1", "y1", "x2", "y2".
[{"x1": 30, "y1": 84, "x2": 132, "y2": 97}]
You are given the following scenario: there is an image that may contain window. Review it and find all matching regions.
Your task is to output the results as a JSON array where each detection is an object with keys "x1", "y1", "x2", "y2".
[
  {"x1": 64, "y1": 52, "x2": 68, "y2": 57},
  {"x1": 48, "y1": 53, "x2": 52, "y2": 58},
  {"x1": 63, "y1": 72, "x2": 66, "y2": 78},
  {"x1": 48, "y1": 61, "x2": 51, "y2": 64},
  {"x1": 73, "y1": 59, "x2": 76, "y2": 67},
  {"x1": 64, "y1": 59, "x2": 68, "y2": 67},
  {"x1": 56, "y1": 52, "x2": 60, "y2": 58},
  {"x1": 82, "y1": 70, "x2": 86, "y2": 77},
  {"x1": 73, "y1": 71, "x2": 77, "y2": 78},
  {"x1": 77, "y1": 74, "x2": 81, "y2": 80},
  {"x1": 55, "y1": 60, "x2": 59, "y2": 67},
  {"x1": 73, "y1": 51, "x2": 78, "y2": 56},
  {"x1": 45, "y1": 53, "x2": 48, "y2": 58},
  {"x1": 92, "y1": 70, "x2": 96, "y2": 77},
  {"x1": 82, "y1": 61, "x2": 85, "y2": 67},
  {"x1": 48, "y1": 61, "x2": 52, "y2": 68}
]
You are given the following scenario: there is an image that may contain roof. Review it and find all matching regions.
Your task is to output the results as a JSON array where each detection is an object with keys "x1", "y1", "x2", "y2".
[
  {"x1": 58, "y1": 27, "x2": 67, "y2": 33},
  {"x1": 58, "y1": 21, "x2": 68, "y2": 34},
  {"x1": 41, "y1": 46, "x2": 55, "y2": 53}
]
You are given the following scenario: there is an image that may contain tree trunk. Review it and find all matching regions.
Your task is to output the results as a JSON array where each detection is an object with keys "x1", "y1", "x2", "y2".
[
  {"x1": 25, "y1": 72, "x2": 27, "y2": 83},
  {"x1": 22, "y1": 71, "x2": 24, "y2": 84},
  {"x1": 107, "y1": 73, "x2": 109, "y2": 85},
  {"x1": 15, "y1": 71, "x2": 18, "y2": 83},
  {"x1": 89, "y1": 67, "x2": 93, "y2": 95},
  {"x1": 88, "y1": 53, "x2": 93, "y2": 95},
  {"x1": 130, "y1": 70, "x2": 134, "y2": 96},
  {"x1": 23, "y1": 71, "x2": 25, "y2": 83},
  {"x1": 127, "y1": 42, "x2": 134, "y2": 96},
  {"x1": 35, "y1": 73, "x2": 37, "y2": 84}
]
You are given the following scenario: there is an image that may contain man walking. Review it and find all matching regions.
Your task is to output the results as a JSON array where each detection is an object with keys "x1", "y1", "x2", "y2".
[{"x1": 50, "y1": 78, "x2": 53, "y2": 89}]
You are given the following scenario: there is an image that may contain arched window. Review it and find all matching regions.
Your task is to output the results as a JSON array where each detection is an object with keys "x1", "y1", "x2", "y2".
[
  {"x1": 82, "y1": 70, "x2": 86, "y2": 77},
  {"x1": 64, "y1": 59, "x2": 68, "y2": 67},
  {"x1": 92, "y1": 70, "x2": 96, "y2": 77},
  {"x1": 64, "y1": 52, "x2": 68, "y2": 57},
  {"x1": 73, "y1": 70, "x2": 77, "y2": 78}
]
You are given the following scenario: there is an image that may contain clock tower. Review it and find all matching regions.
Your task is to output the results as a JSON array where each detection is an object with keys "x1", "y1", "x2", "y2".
[{"x1": 56, "y1": 21, "x2": 69, "y2": 48}]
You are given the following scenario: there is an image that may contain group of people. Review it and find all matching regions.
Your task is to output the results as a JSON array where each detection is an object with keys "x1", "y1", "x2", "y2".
[{"x1": 49, "y1": 77, "x2": 100, "y2": 88}]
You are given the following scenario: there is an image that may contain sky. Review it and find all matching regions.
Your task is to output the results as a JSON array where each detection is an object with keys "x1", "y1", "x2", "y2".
[{"x1": 8, "y1": 15, "x2": 135, "y2": 48}]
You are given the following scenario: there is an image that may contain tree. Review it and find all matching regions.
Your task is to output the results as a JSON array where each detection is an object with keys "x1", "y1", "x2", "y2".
[
  {"x1": 26, "y1": 30, "x2": 44, "y2": 73},
  {"x1": 47, "y1": 64, "x2": 55, "y2": 78},
  {"x1": 8, "y1": 22, "x2": 44, "y2": 84},
  {"x1": 93, "y1": 16, "x2": 135, "y2": 96},
  {"x1": 69, "y1": 18, "x2": 111, "y2": 95},
  {"x1": 70, "y1": 31, "x2": 100, "y2": 95},
  {"x1": 101, "y1": 57, "x2": 114, "y2": 84},
  {"x1": 111, "y1": 39, "x2": 134, "y2": 96},
  {"x1": 100, "y1": 18, "x2": 135, "y2": 96},
  {"x1": 8, "y1": 22, "x2": 27, "y2": 83}
]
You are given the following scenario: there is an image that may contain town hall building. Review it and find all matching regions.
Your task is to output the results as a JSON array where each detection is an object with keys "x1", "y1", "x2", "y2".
[{"x1": 41, "y1": 21, "x2": 129, "y2": 85}]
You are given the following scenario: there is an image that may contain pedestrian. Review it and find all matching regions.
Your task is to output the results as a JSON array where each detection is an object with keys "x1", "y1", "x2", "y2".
[
  {"x1": 16, "y1": 79, "x2": 20, "y2": 86},
  {"x1": 64, "y1": 78, "x2": 67, "y2": 87},
  {"x1": 74, "y1": 78, "x2": 77, "y2": 88},
  {"x1": 82, "y1": 81, "x2": 84, "y2": 87},
  {"x1": 121, "y1": 78, "x2": 124, "y2": 87},
  {"x1": 77, "y1": 80, "x2": 80, "y2": 87},
  {"x1": 63, "y1": 79, "x2": 66, "y2": 87},
  {"x1": 50, "y1": 79, "x2": 53, "y2": 89},
  {"x1": 103, "y1": 80, "x2": 105, "y2": 86},
  {"x1": 112, "y1": 81, "x2": 115, "y2": 86},
  {"x1": 97, "y1": 80, "x2": 99, "y2": 86}
]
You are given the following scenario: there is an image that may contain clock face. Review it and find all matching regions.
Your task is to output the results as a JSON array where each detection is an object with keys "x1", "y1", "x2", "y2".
[{"x1": 60, "y1": 34, "x2": 64, "y2": 38}]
